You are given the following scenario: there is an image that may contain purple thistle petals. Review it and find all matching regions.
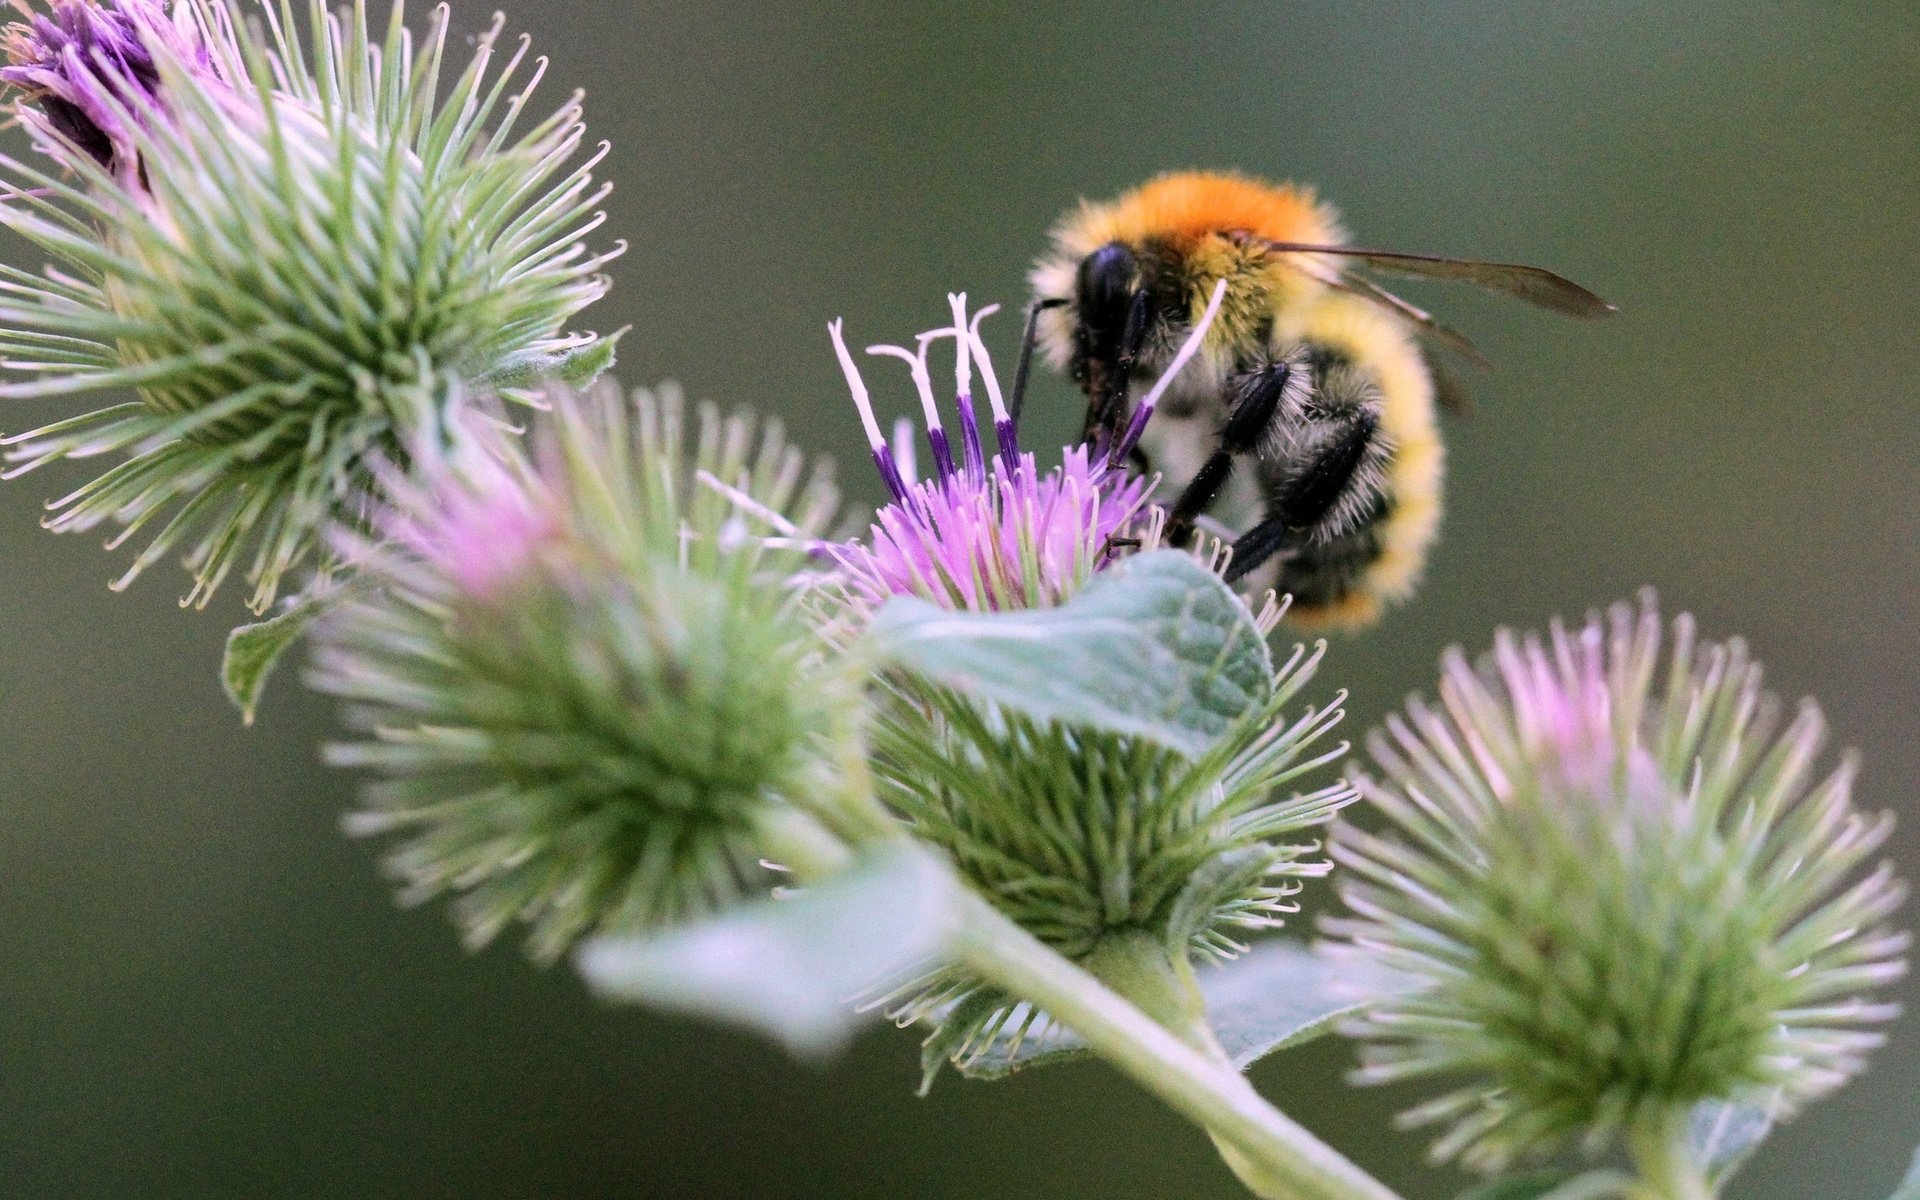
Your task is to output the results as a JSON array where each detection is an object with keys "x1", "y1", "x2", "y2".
[
  {"x1": 1110, "y1": 277, "x2": 1230, "y2": 468},
  {"x1": 829, "y1": 317, "x2": 909, "y2": 503},
  {"x1": 821, "y1": 438, "x2": 1154, "y2": 615},
  {"x1": 993, "y1": 417, "x2": 1019, "y2": 474},
  {"x1": 869, "y1": 445, "x2": 910, "y2": 504},
  {"x1": 823, "y1": 293, "x2": 1162, "y2": 616},
  {"x1": 955, "y1": 387, "x2": 986, "y2": 491},
  {"x1": 925, "y1": 425, "x2": 955, "y2": 481},
  {"x1": 866, "y1": 333, "x2": 957, "y2": 480},
  {"x1": 1, "y1": 0, "x2": 219, "y2": 179},
  {"x1": 963, "y1": 303, "x2": 1022, "y2": 473}
]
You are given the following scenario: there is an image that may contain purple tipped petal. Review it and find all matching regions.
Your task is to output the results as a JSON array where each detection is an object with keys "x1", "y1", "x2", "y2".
[
  {"x1": 955, "y1": 392, "x2": 985, "y2": 490},
  {"x1": 870, "y1": 444, "x2": 911, "y2": 504},
  {"x1": 926, "y1": 425, "x2": 956, "y2": 480},
  {"x1": 993, "y1": 416, "x2": 1020, "y2": 475}
]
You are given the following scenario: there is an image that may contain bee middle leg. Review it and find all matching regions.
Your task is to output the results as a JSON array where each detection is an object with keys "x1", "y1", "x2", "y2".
[
  {"x1": 1222, "y1": 407, "x2": 1380, "y2": 585},
  {"x1": 1163, "y1": 358, "x2": 1307, "y2": 548}
]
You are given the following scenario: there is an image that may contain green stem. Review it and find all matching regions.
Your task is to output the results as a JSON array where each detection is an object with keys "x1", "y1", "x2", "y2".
[
  {"x1": 955, "y1": 899, "x2": 1406, "y2": 1200},
  {"x1": 1627, "y1": 1115, "x2": 1713, "y2": 1200}
]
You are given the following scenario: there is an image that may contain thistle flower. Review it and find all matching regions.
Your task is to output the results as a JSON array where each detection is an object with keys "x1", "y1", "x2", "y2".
[
  {"x1": 817, "y1": 283, "x2": 1226, "y2": 618},
  {"x1": 0, "y1": 0, "x2": 619, "y2": 611},
  {"x1": 311, "y1": 382, "x2": 848, "y2": 962},
  {"x1": 878, "y1": 620, "x2": 1354, "y2": 970},
  {"x1": 1324, "y1": 595, "x2": 1909, "y2": 1172}
]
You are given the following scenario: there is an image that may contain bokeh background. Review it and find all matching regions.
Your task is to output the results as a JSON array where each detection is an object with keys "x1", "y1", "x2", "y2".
[{"x1": 3, "y1": 1, "x2": 1916, "y2": 1197}]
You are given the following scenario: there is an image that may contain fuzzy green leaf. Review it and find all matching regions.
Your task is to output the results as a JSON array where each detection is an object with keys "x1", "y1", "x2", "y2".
[
  {"x1": 1201, "y1": 939, "x2": 1391, "y2": 1068},
  {"x1": 576, "y1": 845, "x2": 957, "y2": 1057},
  {"x1": 484, "y1": 330, "x2": 625, "y2": 389},
  {"x1": 869, "y1": 550, "x2": 1273, "y2": 756},
  {"x1": 221, "y1": 585, "x2": 342, "y2": 724},
  {"x1": 947, "y1": 938, "x2": 1385, "y2": 1080},
  {"x1": 1887, "y1": 1147, "x2": 1920, "y2": 1200},
  {"x1": 1686, "y1": 1092, "x2": 1783, "y2": 1185}
]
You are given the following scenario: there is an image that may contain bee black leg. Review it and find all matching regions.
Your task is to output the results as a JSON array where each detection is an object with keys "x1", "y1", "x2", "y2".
[
  {"x1": 1222, "y1": 406, "x2": 1378, "y2": 585},
  {"x1": 1008, "y1": 298, "x2": 1066, "y2": 437},
  {"x1": 1223, "y1": 513, "x2": 1295, "y2": 584},
  {"x1": 1163, "y1": 359, "x2": 1304, "y2": 547},
  {"x1": 1082, "y1": 288, "x2": 1153, "y2": 445}
]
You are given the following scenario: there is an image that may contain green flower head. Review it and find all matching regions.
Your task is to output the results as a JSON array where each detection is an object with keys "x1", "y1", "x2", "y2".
[
  {"x1": 312, "y1": 383, "x2": 848, "y2": 962},
  {"x1": 0, "y1": 0, "x2": 620, "y2": 611},
  {"x1": 877, "y1": 592, "x2": 1356, "y2": 1074},
  {"x1": 1324, "y1": 595, "x2": 1908, "y2": 1171}
]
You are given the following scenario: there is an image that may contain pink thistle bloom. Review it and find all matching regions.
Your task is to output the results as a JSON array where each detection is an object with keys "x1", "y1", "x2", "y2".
[
  {"x1": 821, "y1": 283, "x2": 1225, "y2": 614},
  {"x1": 332, "y1": 409, "x2": 564, "y2": 612}
]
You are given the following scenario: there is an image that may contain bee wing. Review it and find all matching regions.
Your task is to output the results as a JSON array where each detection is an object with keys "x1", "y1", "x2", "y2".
[
  {"x1": 1265, "y1": 242, "x2": 1617, "y2": 318},
  {"x1": 1315, "y1": 269, "x2": 1495, "y2": 369},
  {"x1": 1423, "y1": 346, "x2": 1477, "y2": 417}
]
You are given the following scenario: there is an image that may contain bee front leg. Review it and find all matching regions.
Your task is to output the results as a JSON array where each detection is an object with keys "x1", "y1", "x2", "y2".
[
  {"x1": 1008, "y1": 297, "x2": 1068, "y2": 437},
  {"x1": 1163, "y1": 357, "x2": 1309, "y2": 548},
  {"x1": 1083, "y1": 288, "x2": 1154, "y2": 445}
]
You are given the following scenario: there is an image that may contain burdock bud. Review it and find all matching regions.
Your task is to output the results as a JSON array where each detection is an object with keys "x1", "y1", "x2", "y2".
[
  {"x1": 0, "y1": 0, "x2": 620, "y2": 611},
  {"x1": 312, "y1": 383, "x2": 848, "y2": 962},
  {"x1": 1324, "y1": 595, "x2": 1909, "y2": 1173}
]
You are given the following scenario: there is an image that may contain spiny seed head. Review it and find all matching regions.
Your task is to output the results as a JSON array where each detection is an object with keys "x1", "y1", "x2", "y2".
[
  {"x1": 0, "y1": 0, "x2": 620, "y2": 611},
  {"x1": 1323, "y1": 594, "x2": 1909, "y2": 1172},
  {"x1": 878, "y1": 619, "x2": 1356, "y2": 1067},
  {"x1": 312, "y1": 382, "x2": 847, "y2": 962}
]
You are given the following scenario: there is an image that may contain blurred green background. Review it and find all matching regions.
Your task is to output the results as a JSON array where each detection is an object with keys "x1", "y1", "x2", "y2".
[{"x1": 3, "y1": 1, "x2": 1916, "y2": 1196}]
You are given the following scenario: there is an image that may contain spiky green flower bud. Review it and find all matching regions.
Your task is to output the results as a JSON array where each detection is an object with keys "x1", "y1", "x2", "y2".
[
  {"x1": 1323, "y1": 595, "x2": 1909, "y2": 1173},
  {"x1": 877, "y1": 607, "x2": 1356, "y2": 1068},
  {"x1": 0, "y1": 0, "x2": 619, "y2": 610},
  {"x1": 311, "y1": 383, "x2": 849, "y2": 962}
]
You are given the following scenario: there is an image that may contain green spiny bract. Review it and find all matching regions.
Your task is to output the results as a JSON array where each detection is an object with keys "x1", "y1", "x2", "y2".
[
  {"x1": 878, "y1": 633, "x2": 1354, "y2": 1074},
  {"x1": 312, "y1": 383, "x2": 848, "y2": 963},
  {"x1": 0, "y1": 0, "x2": 619, "y2": 611},
  {"x1": 1324, "y1": 594, "x2": 1910, "y2": 1173}
]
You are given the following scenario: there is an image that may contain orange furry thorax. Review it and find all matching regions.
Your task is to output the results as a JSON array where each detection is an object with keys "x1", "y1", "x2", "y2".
[{"x1": 1072, "y1": 170, "x2": 1346, "y2": 250}]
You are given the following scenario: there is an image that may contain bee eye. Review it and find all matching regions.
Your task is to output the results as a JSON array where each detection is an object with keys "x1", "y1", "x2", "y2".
[{"x1": 1076, "y1": 241, "x2": 1139, "y2": 356}]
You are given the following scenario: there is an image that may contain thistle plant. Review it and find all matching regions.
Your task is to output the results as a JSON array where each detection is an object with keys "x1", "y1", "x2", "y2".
[
  {"x1": 1325, "y1": 595, "x2": 1909, "y2": 1195},
  {"x1": 2, "y1": 4, "x2": 1914, "y2": 1200},
  {"x1": 0, "y1": 0, "x2": 618, "y2": 612},
  {"x1": 310, "y1": 383, "x2": 856, "y2": 961}
]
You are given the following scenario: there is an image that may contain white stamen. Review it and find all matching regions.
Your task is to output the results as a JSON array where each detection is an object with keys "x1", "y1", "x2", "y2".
[
  {"x1": 966, "y1": 303, "x2": 1008, "y2": 421},
  {"x1": 1133, "y1": 277, "x2": 1229, "y2": 420},
  {"x1": 866, "y1": 330, "x2": 952, "y2": 434},
  {"x1": 829, "y1": 318, "x2": 885, "y2": 449},
  {"x1": 948, "y1": 292, "x2": 972, "y2": 398},
  {"x1": 695, "y1": 469, "x2": 802, "y2": 536},
  {"x1": 891, "y1": 416, "x2": 918, "y2": 480}
]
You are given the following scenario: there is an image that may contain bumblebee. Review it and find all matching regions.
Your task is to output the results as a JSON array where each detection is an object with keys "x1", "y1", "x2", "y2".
[{"x1": 1023, "y1": 170, "x2": 1613, "y2": 629}]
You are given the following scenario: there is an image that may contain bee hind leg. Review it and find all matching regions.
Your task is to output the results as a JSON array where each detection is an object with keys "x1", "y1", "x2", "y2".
[{"x1": 1222, "y1": 407, "x2": 1379, "y2": 585}]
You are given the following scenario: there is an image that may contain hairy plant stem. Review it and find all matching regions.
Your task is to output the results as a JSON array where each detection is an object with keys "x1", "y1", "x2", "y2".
[
  {"x1": 1627, "y1": 1116, "x2": 1714, "y2": 1200},
  {"x1": 954, "y1": 904, "x2": 1406, "y2": 1200},
  {"x1": 758, "y1": 720, "x2": 1403, "y2": 1200}
]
